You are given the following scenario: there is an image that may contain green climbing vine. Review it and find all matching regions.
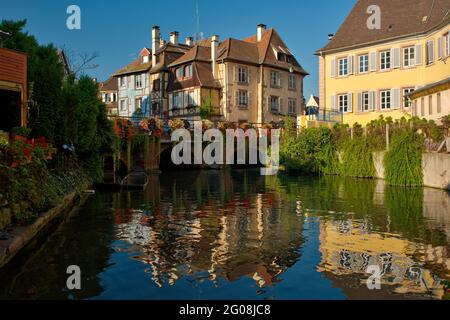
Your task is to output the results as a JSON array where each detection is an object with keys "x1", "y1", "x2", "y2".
[{"x1": 384, "y1": 130, "x2": 424, "y2": 186}]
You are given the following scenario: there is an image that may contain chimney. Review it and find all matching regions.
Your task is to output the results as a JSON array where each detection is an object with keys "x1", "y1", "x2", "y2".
[
  {"x1": 160, "y1": 38, "x2": 166, "y2": 47},
  {"x1": 257, "y1": 24, "x2": 267, "y2": 42},
  {"x1": 328, "y1": 34, "x2": 334, "y2": 41},
  {"x1": 186, "y1": 37, "x2": 193, "y2": 47},
  {"x1": 152, "y1": 26, "x2": 160, "y2": 66},
  {"x1": 211, "y1": 35, "x2": 219, "y2": 78},
  {"x1": 170, "y1": 31, "x2": 179, "y2": 45}
]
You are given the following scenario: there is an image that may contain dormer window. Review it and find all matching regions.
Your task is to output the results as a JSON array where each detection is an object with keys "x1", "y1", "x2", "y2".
[
  {"x1": 142, "y1": 55, "x2": 149, "y2": 63},
  {"x1": 184, "y1": 64, "x2": 193, "y2": 78},
  {"x1": 176, "y1": 68, "x2": 184, "y2": 80}
]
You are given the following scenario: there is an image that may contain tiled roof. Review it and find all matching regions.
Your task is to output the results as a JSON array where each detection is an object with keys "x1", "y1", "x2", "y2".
[
  {"x1": 112, "y1": 58, "x2": 151, "y2": 77},
  {"x1": 166, "y1": 61, "x2": 221, "y2": 91},
  {"x1": 317, "y1": 0, "x2": 450, "y2": 54},
  {"x1": 99, "y1": 76, "x2": 117, "y2": 91},
  {"x1": 169, "y1": 44, "x2": 212, "y2": 67}
]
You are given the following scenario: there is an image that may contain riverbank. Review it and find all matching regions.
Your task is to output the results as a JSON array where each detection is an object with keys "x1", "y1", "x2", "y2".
[{"x1": 0, "y1": 191, "x2": 87, "y2": 270}]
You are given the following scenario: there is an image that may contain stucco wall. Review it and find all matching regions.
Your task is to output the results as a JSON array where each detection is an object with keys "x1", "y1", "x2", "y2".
[
  {"x1": 411, "y1": 88, "x2": 450, "y2": 124},
  {"x1": 321, "y1": 23, "x2": 450, "y2": 126}
]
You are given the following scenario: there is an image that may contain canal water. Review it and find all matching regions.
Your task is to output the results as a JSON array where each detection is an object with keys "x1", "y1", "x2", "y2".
[{"x1": 1, "y1": 170, "x2": 449, "y2": 300}]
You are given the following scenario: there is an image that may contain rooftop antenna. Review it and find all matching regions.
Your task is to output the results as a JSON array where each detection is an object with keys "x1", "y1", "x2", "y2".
[{"x1": 194, "y1": 0, "x2": 203, "y2": 41}]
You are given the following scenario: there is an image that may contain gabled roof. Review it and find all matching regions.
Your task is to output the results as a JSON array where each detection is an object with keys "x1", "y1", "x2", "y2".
[
  {"x1": 113, "y1": 48, "x2": 152, "y2": 77},
  {"x1": 317, "y1": 0, "x2": 450, "y2": 54},
  {"x1": 99, "y1": 76, "x2": 118, "y2": 91},
  {"x1": 150, "y1": 42, "x2": 191, "y2": 74},
  {"x1": 166, "y1": 61, "x2": 221, "y2": 92},
  {"x1": 169, "y1": 43, "x2": 212, "y2": 67}
]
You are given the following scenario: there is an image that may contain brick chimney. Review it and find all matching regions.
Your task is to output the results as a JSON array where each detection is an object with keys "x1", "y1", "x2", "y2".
[
  {"x1": 170, "y1": 31, "x2": 179, "y2": 45},
  {"x1": 152, "y1": 26, "x2": 160, "y2": 66},
  {"x1": 211, "y1": 35, "x2": 219, "y2": 78},
  {"x1": 257, "y1": 24, "x2": 267, "y2": 42}
]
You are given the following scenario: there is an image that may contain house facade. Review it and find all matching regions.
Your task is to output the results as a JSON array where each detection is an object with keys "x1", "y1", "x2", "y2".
[
  {"x1": 316, "y1": 0, "x2": 450, "y2": 126},
  {"x1": 166, "y1": 24, "x2": 308, "y2": 125},
  {"x1": 113, "y1": 48, "x2": 152, "y2": 118},
  {"x1": 0, "y1": 47, "x2": 27, "y2": 132},
  {"x1": 99, "y1": 76, "x2": 118, "y2": 116}
]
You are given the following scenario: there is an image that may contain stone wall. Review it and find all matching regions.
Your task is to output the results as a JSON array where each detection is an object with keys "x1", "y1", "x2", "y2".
[{"x1": 373, "y1": 151, "x2": 450, "y2": 190}]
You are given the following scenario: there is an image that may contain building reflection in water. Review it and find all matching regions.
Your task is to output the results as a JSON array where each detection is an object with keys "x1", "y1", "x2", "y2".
[
  {"x1": 111, "y1": 170, "x2": 304, "y2": 289},
  {"x1": 109, "y1": 171, "x2": 450, "y2": 299},
  {"x1": 316, "y1": 179, "x2": 450, "y2": 299}
]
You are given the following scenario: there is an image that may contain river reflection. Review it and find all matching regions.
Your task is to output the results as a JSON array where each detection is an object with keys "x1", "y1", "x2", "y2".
[{"x1": 0, "y1": 170, "x2": 449, "y2": 300}]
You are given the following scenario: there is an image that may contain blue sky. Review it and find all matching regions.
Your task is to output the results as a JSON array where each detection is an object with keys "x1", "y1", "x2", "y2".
[{"x1": 0, "y1": 0, "x2": 356, "y2": 96}]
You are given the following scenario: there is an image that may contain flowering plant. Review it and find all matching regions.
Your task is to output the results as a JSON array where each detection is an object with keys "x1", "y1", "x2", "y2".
[
  {"x1": 114, "y1": 118, "x2": 135, "y2": 141},
  {"x1": 202, "y1": 120, "x2": 213, "y2": 131}
]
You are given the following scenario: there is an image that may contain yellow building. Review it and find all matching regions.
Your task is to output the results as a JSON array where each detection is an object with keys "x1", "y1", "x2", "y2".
[{"x1": 316, "y1": 0, "x2": 450, "y2": 126}]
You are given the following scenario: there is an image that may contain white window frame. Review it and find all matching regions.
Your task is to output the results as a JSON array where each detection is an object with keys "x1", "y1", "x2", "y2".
[
  {"x1": 288, "y1": 98, "x2": 297, "y2": 114},
  {"x1": 403, "y1": 88, "x2": 414, "y2": 108},
  {"x1": 338, "y1": 57, "x2": 348, "y2": 76},
  {"x1": 135, "y1": 74, "x2": 143, "y2": 89},
  {"x1": 362, "y1": 92, "x2": 370, "y2": 112},
  {"x1": 403, "y1": 47, "x2": 415, "y2": 68},
  {"x1": 338, "y1": 94, "x2": 349, "y2": 113},
  {"x1": 380, "y1": 90, "x2": 391, "y2": 110},
  {"x1": 120, "y1": 99, "x2": 127, "y2": 111},
  {"x1": 120, "y1": 76, "x2": 127, "y2": 87},
  {"x1": 359, "y1": 54, "x2": 369, "y2": 73},
  {"x1": 288, "y1": 75, "x2": 296, "y2": 90},
  {"x1": 184, "y1": 65, "x2": 193, "y2": 78},
  {"x1": 270, "y1": 96, "x2": 280, "y2": 112},
  {"x1": 380, "y1": 50, "x2": 391, "y2": 70}
]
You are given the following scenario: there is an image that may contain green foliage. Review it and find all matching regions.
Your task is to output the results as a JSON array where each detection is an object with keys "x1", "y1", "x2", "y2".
[
  {"x1": 280, "y1": 127, "x2": 332, "y2": 174},
  {"x1": 340, "y1": 137, "x2": 375, "y2": 178},
  {"x1": 384, "y1": 130, "x2": 424, "y2": 186}
]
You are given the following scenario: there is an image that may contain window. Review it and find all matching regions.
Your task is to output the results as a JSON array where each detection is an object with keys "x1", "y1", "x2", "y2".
[
  {"x1": 143, "y1": 55, "x2": 149, "y2": 63},
  {"x1": 288, "y1": 75, "x2": 296, "y2": 90},
  {"x1": 338, "y1": 94, "x2": 349, "y2": 113},
  {"x1": 238, "y1": 66, "x2": 249, "y2": 84},
  {"x1": 288, "y1": 99, "x2": 297, "y2": 114},
  {"x1": 187, "y1": 90, "x2": 195, "y2": 106},
  {"x1": 426, "y1": 40, "x2": 434, "y2": 65},
  {"x1": 270, "y1": 71, "x2": 281, "y2": 87},
  {"x1": 184, "y1": 65, "x2": 193, "y2": 78},
  {"x1": 437, "y1": 93, "x2": 442, "y2": 113},
  {"x1": 380, "y1": 50, "x2": 391, "y2": 70},
  {"x1": 120, "y1": 100, "x2": 127, "y2": 111},
  {"x1": 446, "y1": 33, "x2": 450, "y2": 57},
  {"x1": 135, "y1": 74, "x2": 142, "y2": 89},
  {"x1": 176, "y1": 68, "x2": 184, "y2": 80},
  {"x1": 359, "y1": 54, "x2": 369, "y2": 73},
  {"x1": 380, "y1": 90, "x2": 391, "y2": 110},
  {"x1": 362, "y1": 92, "x2": 370, "y2": 111},
  {"x1": 135, "y1": 98, "x2": 142, "y2": 111},
  {"x1": 429, "y1": 95, "x2": 433, "y2": 115},
  {"x1": 403, "y1": 88, "x2": 414, "y2": 108},
  {"x1": 237, "y1": 90, "x2": 249, "y2": 107},
  {"x1": 120, "y1": 76, "x2": 126, "y2": 87},
  {"x1": 270, "y1": 96, "x2": 280, "y2": 112},
  {"x1": 338, "y1": 57, "x2": 348, "y2": 76},
  {"x1": 173, "y1": 93, "x2": 180, "y2": 108},
  {"x1": 403, "y1": 47, "x2": 415, "y2": 67},
  {"x1": 112, "y1": 93, "x2": 117, "y2": 102}
]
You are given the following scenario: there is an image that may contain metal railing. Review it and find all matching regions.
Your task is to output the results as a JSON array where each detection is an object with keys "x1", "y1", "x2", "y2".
[{"x1": 306, "y1": 107, "x2": 343, "y2": 123}]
